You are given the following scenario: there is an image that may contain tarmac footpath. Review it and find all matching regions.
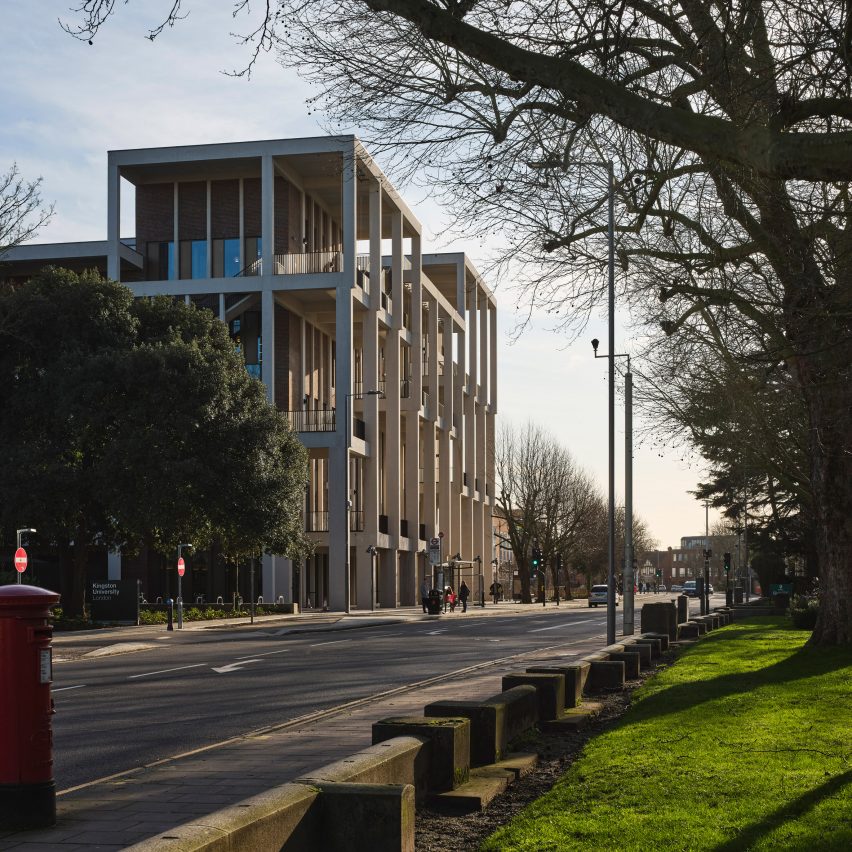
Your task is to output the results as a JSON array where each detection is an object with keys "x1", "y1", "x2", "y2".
[{"x1": 0, "y1": 604, "x2": 610, "y2": 850}]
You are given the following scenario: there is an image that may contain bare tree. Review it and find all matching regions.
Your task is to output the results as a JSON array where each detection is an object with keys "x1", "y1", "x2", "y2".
[
  {"x1": 0, "y1": 164, "x2": 53, "y2": 258},
  {"x1": 495, "y1": 420, "x2": 613, "y2": 602},
  {"x1": 61, "y1": 1, "x2": 852, "y2": 642}
]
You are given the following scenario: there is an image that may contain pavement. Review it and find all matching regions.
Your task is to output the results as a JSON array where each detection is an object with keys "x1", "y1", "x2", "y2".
[{"x1": 0, "y1": 596, "x2": 672, "y2": 850}]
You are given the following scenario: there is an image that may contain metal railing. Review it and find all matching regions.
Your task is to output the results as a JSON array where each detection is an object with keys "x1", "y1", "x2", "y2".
[
  {"x1": 305, "y1": 512, "x2": 329, "y2": 532},
  {"x1": 305, "y1": 510, "x2": 364, "y2": 532},
  {"x1": 275, "y1": 251, "x2": 342, "y2": 275},
  {"x1": 283, "y1": 409, "x2": 336, "y2": 432}
]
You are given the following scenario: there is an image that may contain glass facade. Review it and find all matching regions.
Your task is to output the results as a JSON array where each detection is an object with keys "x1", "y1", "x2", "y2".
[{"x1": 212, "y1": 238, "x2": 241, "y2": 277}]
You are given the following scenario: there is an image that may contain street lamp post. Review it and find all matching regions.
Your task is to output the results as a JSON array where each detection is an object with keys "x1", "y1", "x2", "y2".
[
  {"x1": 15, "y1": 528, "x2": 36, "y2": 585},
  {"x1": 344, "y1": 389, "x2": 383, "y2": 613},
  {"x1": 176, "y1": 543, "x2": 192, "y2": 629},
  {"x1": 366, "y1": 544, "x2": 378, "y2": 611},
  {"x1": 591, "y1": 338, "x2": 633, "y2": 639}
]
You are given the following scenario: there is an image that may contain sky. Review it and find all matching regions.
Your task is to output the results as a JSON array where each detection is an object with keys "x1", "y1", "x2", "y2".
[{"x1": 0, "y1": 1, "x2": 719, "y2": 549}]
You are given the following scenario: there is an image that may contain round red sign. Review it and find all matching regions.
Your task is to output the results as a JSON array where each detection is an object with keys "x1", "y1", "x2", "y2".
[
  {"x1": 177, "y1": 557, "x2": 185, "y2": 577},
  {"x1": 14, "y1": 547, "x2": 27, "y2": 573}
]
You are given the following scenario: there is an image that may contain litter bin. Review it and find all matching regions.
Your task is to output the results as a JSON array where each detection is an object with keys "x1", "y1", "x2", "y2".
[
  {"x1": 426, "y1": 588, "x2": 442, "y2": 615},
  {"x1": 734, "y1": 586, "x2": 744, "y2": 604}
]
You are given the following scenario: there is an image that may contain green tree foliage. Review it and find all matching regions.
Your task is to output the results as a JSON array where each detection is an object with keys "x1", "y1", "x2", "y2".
[{"x1": 0, "y1": 268, "x2": 309, "y2": 615}]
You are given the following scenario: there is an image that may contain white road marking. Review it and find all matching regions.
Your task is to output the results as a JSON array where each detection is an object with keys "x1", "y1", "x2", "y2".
[
  {"x1": 530, "y1": 618, "x2": 596, "y2": 632},
  {"x1": 128, "y1": 663, "x2": 207, "y2": 680},
  {"x1": 309, "y1": 639, "x2": 351, "y2": 648},
  {"x1": 426, "y1": 630, "x2": 446, "y2": 635},
  {"x1": 211, "y1": 659, "x2": 261, "y2": 674},
  {"x1": 236, "y1": 648, "x2": 291, "y2": 660},
  {"x1": 53, "y1": 684, "x2": 86, "y2": 692}
]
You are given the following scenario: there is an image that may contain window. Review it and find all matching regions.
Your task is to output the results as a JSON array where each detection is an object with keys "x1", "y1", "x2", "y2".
[
  {"x1": 212, "y1": 238, "x2": 241, "y2": 277},
  {"x1": 244, "y1": 236, "x2": 262, "y2": 274},
  {"x1": 179, "y1": 240, "x2": 208, "y2": 279},
  {"x1": 146, "y1": 241, "x2": 174, "y2": 280}
]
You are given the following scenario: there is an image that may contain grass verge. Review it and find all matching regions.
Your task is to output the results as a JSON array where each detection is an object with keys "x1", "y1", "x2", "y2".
[{"x1": 482, "y1": 618, "x2": 852, "y2": 851}]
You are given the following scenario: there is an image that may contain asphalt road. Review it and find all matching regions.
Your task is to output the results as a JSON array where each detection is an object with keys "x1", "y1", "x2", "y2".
[{"x1": 51, "y1": 595, "x2": 719, "y2": 791}]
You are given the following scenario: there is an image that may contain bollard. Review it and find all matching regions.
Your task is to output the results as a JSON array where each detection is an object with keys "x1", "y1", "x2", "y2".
[
  {"x1": 166, "y1": 598, "x2": 174, "y2": 631},
  {"x1": 676, "y1": 594, "x2": 689, "y2": 624},
  {"x1": 0, "y1": 584, "x2": 61, "y2": 830}
]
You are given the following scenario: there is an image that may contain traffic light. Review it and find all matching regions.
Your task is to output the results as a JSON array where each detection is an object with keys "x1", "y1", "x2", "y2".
[
  {"x1": 531, "y1": 543, "x2": 541, "y2": 570},
  {"x1": 656, "y1": 569, "x2": 662, "y2": 578},
  {"x1": 723, "y1": 552, "x2": 732, "y2": 573}
]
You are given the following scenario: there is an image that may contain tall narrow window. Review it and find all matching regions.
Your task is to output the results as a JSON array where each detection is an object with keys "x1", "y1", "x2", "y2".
[{"x1": 244, "y1": 237, "x2": 262, "y2": 275}]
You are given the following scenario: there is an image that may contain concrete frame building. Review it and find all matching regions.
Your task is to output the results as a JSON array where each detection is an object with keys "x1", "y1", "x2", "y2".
[{"x1": 2, "y1": 136, "x2": 498, "y2": 611}]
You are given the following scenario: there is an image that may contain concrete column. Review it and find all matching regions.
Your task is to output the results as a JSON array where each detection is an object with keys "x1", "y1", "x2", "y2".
[
  {"x1": 465, "y1": 286, "x2": 476, "y2": 495},
  {"x1": 327, "y1": 144, "x2": 357, "y2": 612},
  {"x1": 384, "y1": 210, "x2": 403, "y2": 595},
  {"x1": 262, "y1": 154, "x2": 274, "y2": 276},
  {"x1": 262, "y1": 554, "x2": 292, "y2": 604},
  {"x1": 439, "y1": 312, "x2": 454, "y2": 540},
  {"x1": 206, "y1": 179, "x2": 212, "y2": 278},
  {"x1": 219, "y1": 293, "x2": 226, "y2": 322},
  {"x1": 489, "y1": 303, "x2": 498, "y2": 411},
  {"x1": 173, "y1": 182, "x2": 180, "y2": 281},
  {"x1": 239, "y1": 178, "x2": 245, "y2": 271},
  {"x1": 261, "y1": 289, "x2": 276, "y2": 404},
  {"x1": 106, "y1": 157, "x2": 120, "y2": 281}
]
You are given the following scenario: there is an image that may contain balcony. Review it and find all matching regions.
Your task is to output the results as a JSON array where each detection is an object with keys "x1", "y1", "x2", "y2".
[
  {"x1": 305, "y1": 511, "x2": 364, "y2": 532},
  {"x1": 240, "y1": 251, "x2": 343, "y2": 276},
  {"x1": 284, "y1": 409, "x2": 336, "y2": 432}
]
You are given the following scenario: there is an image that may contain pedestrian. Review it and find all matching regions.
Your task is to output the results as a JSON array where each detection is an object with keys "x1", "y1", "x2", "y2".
[
  {"x1": 420, "y1": 578, "x2": 431, "y2": 613},
  {"x1": 459, "y1": 580, "x2": 470, "y2": 613},
  {"x1": 446, "y1": 586, "x2": 456, "y2": 612}
]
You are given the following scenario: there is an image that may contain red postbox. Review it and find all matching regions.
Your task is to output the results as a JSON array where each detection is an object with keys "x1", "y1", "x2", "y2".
[{"x1": 0, "y1": 584, "x2": 61, "y2": 830}]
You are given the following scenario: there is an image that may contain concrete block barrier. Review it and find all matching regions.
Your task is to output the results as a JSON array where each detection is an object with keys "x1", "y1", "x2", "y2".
[
  {"x1": 632, "y1": 637, "x2": 662, "y2": 658},
  {"x1": 123, "y1": 783, "x2": 322, "y2": 852},
  {"x1": 501, "y1": 672, "x2": 565, "y2": 722},
  {"x1": 582, "y1": 655, "x2": 626, "y2": 691},
  {"x1": 424, "y1": 685, "x2": 537, "y2": 766},
  {"x1": 679, "y1": 621, "x2": 701, "y2": 638},
  {"x1": 618, "y1": 640, "x2": 652, "y2": 667},
  {"x1": 525, "y1": 661, "x2": 589, "y2": 708},
  {"x1": 641, "y1": 601, "x2": 678, "y2": 640},
  {"x1": 606, "y1": 650, "x2": 641, "y2": 679},
  {"x1": 641, "y1": 632, "x2": 670, "y2": 652},
  {"x1": 372, "y1": 717, "x2": 470, "y2": 793},
  {"x1": 297, "y1": 736, "x2": 428, "y2": 797},
  {"x1": 317, "y1": 782, "x2": 415, "y2": 852}
]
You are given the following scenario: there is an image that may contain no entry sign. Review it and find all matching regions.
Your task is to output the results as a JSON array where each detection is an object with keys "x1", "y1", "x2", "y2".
[
  {"x1": 177, "y1": 557, "x2": 185, "y2": 577},
  {"x1": 14, "y1": 547, "x2": 27, "y2": 573}
]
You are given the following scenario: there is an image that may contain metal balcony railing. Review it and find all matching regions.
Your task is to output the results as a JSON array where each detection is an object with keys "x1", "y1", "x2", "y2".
[
  {"x1": 305, "y1": 510, "x2": 364, "y2": 532},
  {"x1": 275, "y1": 251, "x2": 342, "y2": 275},
  {"x1": 305, "y1": 512, "x2": 329, "y2": 532},
  {"x1": 283, "y1": 409, "x2": 336, "y2": 432}
]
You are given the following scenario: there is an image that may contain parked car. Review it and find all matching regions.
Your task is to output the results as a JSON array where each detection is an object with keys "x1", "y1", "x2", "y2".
[{"x1": 588, "y1": 584, "x2": 620, "y2": 607}]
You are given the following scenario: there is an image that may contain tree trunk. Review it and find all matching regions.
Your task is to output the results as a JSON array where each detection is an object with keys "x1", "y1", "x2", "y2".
[
  {"x1": 519, "y1": 560, "x2": 532, "y2": 604},
  {"x1": 806, "y1": 377, "x2": 852, "y2": 645}
]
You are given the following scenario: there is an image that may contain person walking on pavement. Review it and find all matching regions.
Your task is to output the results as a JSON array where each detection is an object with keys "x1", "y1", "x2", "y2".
[
  {"x1": 420, "y1": 578, "x2": 431, "y2": 613},
  {"x1": 459, "y1": 580, "x2": 470, "y2": 613}
]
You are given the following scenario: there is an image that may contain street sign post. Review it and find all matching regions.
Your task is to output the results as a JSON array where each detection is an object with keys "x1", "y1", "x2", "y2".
[{"x1": 14, "y1": 548, "x2": 27, "y2": 583}]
